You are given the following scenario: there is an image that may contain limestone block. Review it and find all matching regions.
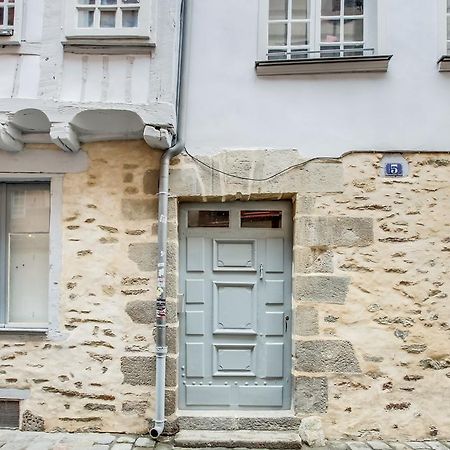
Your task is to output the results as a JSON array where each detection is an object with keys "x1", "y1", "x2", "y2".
[
  {"x1": 295, "y1": 306, "x2": 319, "y2": 336},
  {"x1": 295, "y1": 275, "x2": 350, "y2": 304},
  {"x1": 296, "y1": 340, "x2": 361, "y2": 373},
  {"x1": 298, "y1": 416, "x2": 326, "y2": 447},
  {"x1": 121, "y1": 356, "x2": 154, "y2": 385},
  {"x1": 294, "y1": 247, "x2": 334, "y2": 274},
  {"x1": 128, "y1": 243, "x2": 158, "y2": 272},
  {"x1": 121, "y1": 198, "x2": 158, "y2": 221},
  {"x1": 125, "y1": 301, "x2": 155, "y2": 324},
  {"x1": 298, "y1": 216, "x2": 374, "y2": 247},
  {"x1": 122, "y1": 401, "x2": 148, "y2": 415},
  {"x1": 295, "y1": 376, "x2": 328, "y2": 414},
  {"x1": 143, "y1": 169, "x2": 159, "y2": 195}
]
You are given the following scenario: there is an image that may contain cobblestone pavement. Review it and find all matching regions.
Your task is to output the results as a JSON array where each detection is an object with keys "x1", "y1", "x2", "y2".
[{"x1": 0, "y1": 431, "x2": 449, "y2": 450}]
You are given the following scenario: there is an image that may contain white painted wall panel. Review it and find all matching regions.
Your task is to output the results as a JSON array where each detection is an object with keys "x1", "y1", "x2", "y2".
[
  {"x1": 107, "y1": 56, "x2": 128, "y2": 104},
  {"x1": 84, "y1": 55, "x2": 103, "y2": 103},
  {"x1": 17, "y1": 56, "x2": 40, "y2": 99},
  {"x1": 131, "y1": 56, "x2": 151, "y2": 105},
  {"x1": 184, "y1": 0, "x2": 450, "y2": 156},
  {"x1": 22, "y1": 0, "x2": 44, "y2": 42},
  {"x1": 60, "y1": 55, "x2": 83, "y2": 102},
  {"x1": 0, "y1": 56, "x2": 18, "y2": 98}
]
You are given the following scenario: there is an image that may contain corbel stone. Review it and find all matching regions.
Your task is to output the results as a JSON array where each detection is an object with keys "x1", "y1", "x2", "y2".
[
  {"x1": 0, "y1": 123, "x2": 24, "y2": 152},
  {"x1": 50, "y1": 123, "x2": 80, "y2": 153},
  {"x1": 143, "y1": 125, "x2": 173, "y2": 150}
]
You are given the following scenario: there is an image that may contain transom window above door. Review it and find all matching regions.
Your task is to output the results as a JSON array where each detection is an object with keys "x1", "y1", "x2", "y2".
[{"x1": 267, "y1": 0, "x2": 374, "y2": 60}]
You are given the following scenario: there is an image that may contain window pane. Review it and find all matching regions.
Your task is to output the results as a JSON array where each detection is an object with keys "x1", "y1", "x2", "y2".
[
  {"x1": 291, "y1": 48, "x2": 308, "y2": 59},
  {"x1": 268, "y1": 49, "x2": 287, "y2": 60},
  {"x1": 188, "y1": 210, "x2": 230, "y2": 228},
  {"x1": 269, "y1": 0, "x2": 287, "y2": 20},
  {"x1": 7, "y1": 185, "x2": 50, "y2": 233},
  {"x1": 241, "y1": 211, "x2": 282, "y2": 228},
  {"x1": 269, "y1": 23, "x2": 287, "y2": 45},
  {"x1": 7, "y1": 6, "x2": 13, "y2": 26},
  {"x1": 344, "y1": 0, "x2": 363, "y2": 15},
  {"x1": 122, "y1": 8, "x2": 138, "y2": 27},
  {"x1": 122, "y1": 0, "x2": 140, "y2": 3},
  {"x1": 344, "y1": 43, "x2": 363, "y2": 56},
  {"x1": 448, "y1": 0, "x2": 450, "y2": 13},
  {"x1": 0, "y1": 8, "x2": 3, "y2": 26},
  {"x1": 78, "y1": 0, "x2": 95, "y2": 4},
  {"x1": 8, "y1": 234, "x2": 49, "y2": 325},
  {"x1": 320, "y1": 44, "x2": 341, "y2": 57},
  {"x1": 344, "y1": 18, "x2": 363, "y2": 41},
  {"x1": 292, "y1": 0, "x2": 308, "y2": 19},
  {"x1": 321, "y1": 0, "x2": 340, "y2": 16},
  {"x1": 291, "y1": 22, "x2": 308, "y2": 45},
  {"x1": 448, "y1": 16, "x2": 450, "y2": 40},
  {"x1": 100, "y1": 10, "x2": 116, "y2": 27},
  {"x1": 78, "y1": 9, "x2": 94, "y2": 27},
  {"x1": 101, "y1": 0, "x2": 117, "y2": 4},
  {"x1": 321, "y1": 19, "x2": 340, "y2": 42}
]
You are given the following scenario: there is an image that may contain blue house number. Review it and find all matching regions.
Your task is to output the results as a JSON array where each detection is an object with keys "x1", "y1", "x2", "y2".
[{"x1": 385, "y1": 162, "x2": 403, "y2": 177}]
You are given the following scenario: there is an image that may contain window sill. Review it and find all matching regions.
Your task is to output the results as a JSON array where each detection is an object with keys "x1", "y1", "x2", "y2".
[
  {"x1": 255, "y1": 55, "x2": 393, "y2": 76},
  {"x1": 0, "y1": 327, "x2": 48, "y2": 333},
  {"x1": 62, "y1": 37, "x2": 155, "y2": 55},
  {"x1": 438, "y1": 55, "x2": 450, "y2": 71}
]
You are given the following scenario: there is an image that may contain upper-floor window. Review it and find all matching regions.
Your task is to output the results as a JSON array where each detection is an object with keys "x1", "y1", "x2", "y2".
[
  {"x1": 0, "y1": 0, "x2": 15, "y2": 37},
  {"x1": 447, "y1": 0, "x2": 450, "y2": 52},
  {"x1": 65, "y1": 0, "x2": 153, "y2": 40},
  {"x1": 266, "y1": 0, "x2": 376, "y2": 60}
]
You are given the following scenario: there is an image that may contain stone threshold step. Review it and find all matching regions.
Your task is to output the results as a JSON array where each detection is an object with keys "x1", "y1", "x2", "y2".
[{"x1": 174, "y1": 430, "x2": 302, "y2": 449}]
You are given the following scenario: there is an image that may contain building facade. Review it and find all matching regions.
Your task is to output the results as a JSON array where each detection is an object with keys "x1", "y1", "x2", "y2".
[{"x1": 0, "y1": 0, "x2": 449, "y2": 443}]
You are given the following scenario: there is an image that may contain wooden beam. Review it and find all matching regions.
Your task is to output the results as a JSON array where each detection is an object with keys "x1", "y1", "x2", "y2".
[
  {"x1": 50, "y1": 123, "x2": 81, "y2": 153},
  {"x1": 0, "y1": 123, "x2": 24, "y2": 152}
]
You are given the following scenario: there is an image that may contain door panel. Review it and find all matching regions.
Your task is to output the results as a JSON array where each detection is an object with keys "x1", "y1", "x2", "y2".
[{"x1": 179, "y1": 201, "x2": 292, "y2": 410}]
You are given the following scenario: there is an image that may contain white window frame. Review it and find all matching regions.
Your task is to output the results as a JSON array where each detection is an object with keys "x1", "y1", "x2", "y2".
[
  {"x1": 0, "y1": 0, "x2": 22, "y2": 45},
  {"x1": 258, "y1": 0, "x2": 378, "y2": 60},
  {"x1": 0, "y1": 174, "x2": 62, "y2": 334},
  {"x1": 65, "y1": 0, "x2": 154, "y2": 41}
]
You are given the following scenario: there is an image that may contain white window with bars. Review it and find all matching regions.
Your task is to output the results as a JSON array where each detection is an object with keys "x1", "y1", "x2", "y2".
[
  {"x1": 0, "y1": 0, "x2": 15, "y2": 37},
  {"x1": 66, "y1": 0, "x2": 152, "y2": 39},
  {"x1": 265, "y1": 0, "x2": 376, "y2": 60}
]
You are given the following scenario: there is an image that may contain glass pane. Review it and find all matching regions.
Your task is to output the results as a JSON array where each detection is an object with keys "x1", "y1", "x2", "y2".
[
  {"x1": 291, "y1": 48, "x2": 309, "y2": 59},
  {"x1": 7, "y1": 5, "x2": 13, "y2": 26},
  {"x1": 292, "y1": 0, "x2": 308, "y2": 19},
  {"x1": 321, "y1": 0, "x2": 340, "y2": 16},
  {"x1": 100, "y1": 10, "x2": 116, "y2": 27},
  {"x1": 447, "y1": 16, "x2": 450, "y2": 40},
  {"x1": 188, "y1": 211, "x2": 230, "y2": 228},
  {"x1": 321, "y1": 19, "x2": 340, "y2": 42},
  {"x1": 344, "y1": 18, "x2": 363, "y2": 41},
  {"x1": 320, "y1": 44, "x2": 341, "y2": 57},
  {"x1": 269, "y1": 0, "x2": 287, "y2": 20},
  {"x1": 7, "y1": 185, "x2": 50, "y2": 233},
  {"x1": 241, "y1": 211, "x2": 282, "y2": 228},
  {"x1": 0, "y1": 8, "x2": 3, "y2": 26},
  {"x1": 8, "y1": 234, "x2": 49, "y2": 325},
  {"x1": 344, "y1": 0, "x2": 363, "y2": 15},
  {"x1": 269, "y1": 23, "x2": 287, "y2": 46},
  {"x1": 448, "y1": 0, "x2": 450, "y2": 13},
  {"x1": 122, "y1": 0, "x2": 140, "y2": 3},
  {"x1": 101, "y1": 0, "x2": 117, "y2": 4},
  {"x1": 344, "y1": 44, "x2": 363, "y2": 56},
  {"x1": 78, "y1": 0, "x2": 95, "y2": 3},
  {"x1": 291, "y1": 22, "x2": 308, "y2": 45},
  {"x1": 268, "y1": 48, "x2": 287, "y2": 60},
  {"x1": 122, "y1": 9, "x2": 138, "y2": 27},
  {"x1": 78, "y1": 9, "x2": 94, "y2": 27}
]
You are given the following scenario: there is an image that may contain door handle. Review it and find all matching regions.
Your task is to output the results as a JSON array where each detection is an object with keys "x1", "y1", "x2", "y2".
[
  {"x1": 259, "y1": 263, "x2": 264, "y2": 280},
  {"x1": 284, "y1": 315, "x2": 290, "y2": 332}
]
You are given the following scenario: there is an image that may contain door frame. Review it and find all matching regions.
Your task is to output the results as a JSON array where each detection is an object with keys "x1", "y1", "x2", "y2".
[{"x1": 177, "y1": 200, "x2": 293, "y2": 411}]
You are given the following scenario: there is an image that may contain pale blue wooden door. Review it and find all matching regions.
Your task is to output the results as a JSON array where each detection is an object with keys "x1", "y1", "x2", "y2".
[{"x1": 179, "y1": 202, "x2": 292, "y2": 410}]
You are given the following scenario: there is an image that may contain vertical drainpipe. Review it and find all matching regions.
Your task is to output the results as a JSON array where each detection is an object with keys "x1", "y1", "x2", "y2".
[{"x1": 150, "y1": 0, "x2": 186, "y2": 439}]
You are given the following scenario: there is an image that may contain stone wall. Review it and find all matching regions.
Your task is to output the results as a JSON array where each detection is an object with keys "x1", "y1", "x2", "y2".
[
  {"x1": 0, "y1": 143, "x2": 448, "y2": 440},
  {"x1": 169, "y1": 150, "x2": 450, "y2": 440}
]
